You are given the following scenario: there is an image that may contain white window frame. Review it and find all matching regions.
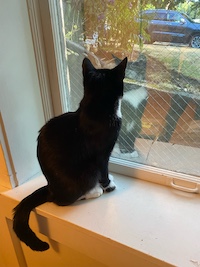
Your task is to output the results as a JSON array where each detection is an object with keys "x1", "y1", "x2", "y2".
[{"x1": 29, "y1": 0, "x2": 200, "y2": 194}]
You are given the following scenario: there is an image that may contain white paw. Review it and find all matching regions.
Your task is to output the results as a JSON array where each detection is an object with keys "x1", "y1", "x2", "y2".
[
  {"x1": 111, "y1": 144, "x2": 139, "y2": 159},
  {"x1": 130, "y1": 150, "x2": 139, "y2": 158},
  {"x1": 121, "y1": 150, "x2": 139, "y2": 159},
  {"x1": 78, "y1": 184, "x2": 103, "y2": 201},
  {"x1": 102, "y1": 174, "x2": 116, "y2": 192}
]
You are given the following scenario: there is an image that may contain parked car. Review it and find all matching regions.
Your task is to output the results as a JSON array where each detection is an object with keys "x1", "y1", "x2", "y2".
[{"x1": 140, "y1": 9, "x2": 200, "y2": 48}]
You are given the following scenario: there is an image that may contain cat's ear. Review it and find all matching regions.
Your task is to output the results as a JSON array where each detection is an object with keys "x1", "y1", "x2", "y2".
[
  {"x1": 82, "y1": 58, "x2": 95, "y2": 77},
  {"x1": 113, "y1": 57, "x2": 127, "y2": 79}
]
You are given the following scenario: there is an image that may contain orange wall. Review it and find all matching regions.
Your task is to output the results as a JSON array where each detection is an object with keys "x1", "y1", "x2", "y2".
[{"x1": 0, "y1": 144, "x2": 10, "y2": 192}]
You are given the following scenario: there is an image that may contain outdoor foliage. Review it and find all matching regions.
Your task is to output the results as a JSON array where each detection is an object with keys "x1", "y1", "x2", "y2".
[
  {"x1": 141, "y1": 0, "x2": 185, "y2": 10},
  {"x1": 84, "y1": 0, "x2": 145, "y2": 51},
  {"x1": 63, "y1": 0, "x2": 200, "y2": 52},
  {"x1": 63, "y1": 0, "x2": 145, "y2": 51},
  {"x1": 190, "y1": 1, "x2": 200, "y2": 18}
]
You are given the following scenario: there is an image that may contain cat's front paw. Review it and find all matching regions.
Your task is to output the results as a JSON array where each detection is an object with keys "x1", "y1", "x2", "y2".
[
  {"x1": 101, "y1": 174, "x2": 116, "y2": 192},
  {"x1": 78, "y1": 184, "x2": 103, "y2": 201},
  {"x1": 121, "y1": 150, "x2": 139, "y2": 159}
]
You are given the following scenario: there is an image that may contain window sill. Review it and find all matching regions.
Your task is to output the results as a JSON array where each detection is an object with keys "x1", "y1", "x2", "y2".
[{"x1": 1, "y1": 174, "x2": 200, "y2": 267}]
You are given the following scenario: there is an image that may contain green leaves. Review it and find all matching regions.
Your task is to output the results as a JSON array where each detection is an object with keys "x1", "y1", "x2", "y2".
[{"x1": 83, "y1": 0, "x2": 144, "y2": 51}]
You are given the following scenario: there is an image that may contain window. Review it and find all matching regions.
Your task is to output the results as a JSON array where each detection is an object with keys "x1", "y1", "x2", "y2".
[
  {"x1": 37, "y1": 1, "x2": 200, "y2": 192},
  {"x1": 154, "y1": 11, "x2": 167, "y2": 20},
  {"x1": 168, "y1": 12, "x2": 182, "y2": 22}
]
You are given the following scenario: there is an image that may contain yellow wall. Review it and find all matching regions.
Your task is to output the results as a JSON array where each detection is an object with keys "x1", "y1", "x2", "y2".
[
  {"x1": 0, "y1": 144, "x2": 10, "y2": 192},
  {"x1": 22, "y1": 231, "x2": 106, "y2": 267},
  {"x1": 0, "y1": 253, "x2": 6, "y2": 267}
]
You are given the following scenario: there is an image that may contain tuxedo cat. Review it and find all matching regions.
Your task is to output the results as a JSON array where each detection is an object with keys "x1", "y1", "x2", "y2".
[
  {"x1": 13, "y1": 57, "x2": 127, "y2": 251},
  {"x1": 113, "y1": 54, "x2": 148, "y2": 157}
]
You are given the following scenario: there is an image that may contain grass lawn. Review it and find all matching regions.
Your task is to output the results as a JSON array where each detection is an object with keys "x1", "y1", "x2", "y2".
[
  {"x1": 133, "y1": 43, "x2": 200, "y2": 94},
  {"x1": 142, "y1": 43, "x2": 200, "y2": 81},
  {"x1": 93, "y1": 43, "x2": 200, "y2": 94}
]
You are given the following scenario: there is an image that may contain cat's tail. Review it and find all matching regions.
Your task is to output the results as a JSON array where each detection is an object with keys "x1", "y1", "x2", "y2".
[{"x1": 13, "y1": 185, "x2": 51, "y2": 251}]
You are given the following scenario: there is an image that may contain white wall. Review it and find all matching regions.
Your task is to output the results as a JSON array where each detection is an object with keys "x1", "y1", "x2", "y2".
[{"x1": 0, "y1": 0, "x2": 45, "y2": 186}]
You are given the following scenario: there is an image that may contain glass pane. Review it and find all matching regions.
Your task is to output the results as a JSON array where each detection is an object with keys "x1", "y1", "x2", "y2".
[{"x1": 61, "y1": 0, "x2": 200, "y2": 177}]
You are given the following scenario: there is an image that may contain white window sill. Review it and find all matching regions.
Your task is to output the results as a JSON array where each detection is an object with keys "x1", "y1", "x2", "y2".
[{"x1": 2, "y1": 173, "x2": 200, "y2": 267}]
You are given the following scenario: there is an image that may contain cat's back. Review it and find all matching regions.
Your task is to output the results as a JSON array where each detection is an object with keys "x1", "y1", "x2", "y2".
[
  {"x1": 37, "y1": 111, "x2": 81, "y2": 150},
  {"x1": 42, "y1": 111, "x2": 78, "y2": 133}
]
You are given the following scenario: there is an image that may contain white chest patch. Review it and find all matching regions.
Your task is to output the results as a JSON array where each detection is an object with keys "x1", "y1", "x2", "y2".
[
  {"x1": 116, "y1": 99, "x2": 122, "y2": 118},
  {"x1": 123, "y1": 87, "x2": 148, "y2": 109}
]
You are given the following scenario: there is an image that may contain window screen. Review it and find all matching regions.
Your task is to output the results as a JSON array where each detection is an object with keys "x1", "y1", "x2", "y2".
[{"x1": 61, "y1": 0, "x2": 200, "y2": 178}]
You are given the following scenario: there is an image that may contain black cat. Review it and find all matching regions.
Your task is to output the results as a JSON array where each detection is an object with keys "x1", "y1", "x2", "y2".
[
  {"x1": 13, "y1": 57, "x2": 127, "y2": 251},
  {"x1": 112, "y1": 54, "x2": 148, "y2": 157}
]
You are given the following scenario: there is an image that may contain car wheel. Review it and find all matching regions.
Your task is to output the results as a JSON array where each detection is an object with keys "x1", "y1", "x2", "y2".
[{"x1": 190, "y1": 34, "x2": 200, "y2": 48}]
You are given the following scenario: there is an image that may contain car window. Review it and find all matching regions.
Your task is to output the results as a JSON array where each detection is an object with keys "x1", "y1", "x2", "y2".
[
  {"x1": 154, "y1": 12, "x2": 167, "y2": 21},
  {"x1": 168, "y1": 13, "x2": 182, "y2": 22},
  {"x1": 182, "y1": 13, "x2": 194, "y2": 23}
]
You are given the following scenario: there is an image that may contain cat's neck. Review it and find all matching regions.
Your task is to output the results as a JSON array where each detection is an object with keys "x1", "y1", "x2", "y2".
[{"x1": 79, "y1": 98, "x2": 119, "y2": 121}]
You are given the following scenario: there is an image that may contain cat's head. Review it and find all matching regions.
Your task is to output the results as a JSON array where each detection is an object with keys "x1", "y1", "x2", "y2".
[{"x1": 82, "y1": 57, "x2": 127, "y2": 100}]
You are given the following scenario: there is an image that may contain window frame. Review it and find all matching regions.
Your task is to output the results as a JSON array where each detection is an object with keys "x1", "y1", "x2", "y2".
[{"x1": 32, "y1": 0, "x2": 200, "y2": 194}]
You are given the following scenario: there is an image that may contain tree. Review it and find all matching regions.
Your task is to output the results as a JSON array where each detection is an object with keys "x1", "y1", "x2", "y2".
[
  {"x1": 84, "y1": 0, "x2": 143, "y2": 51},
  {"x1": 190, "y1": 1, "x2": 200, "y2": 18},
  {"x1": 141, "y1": 0, "x2": 185, "y2": 9},
  {"x1": 62, "y1": 0, "x2": 153, "y2": 51},
  {"x1": 63, "y1": 0, "x2": 197, "y2": 53}
]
